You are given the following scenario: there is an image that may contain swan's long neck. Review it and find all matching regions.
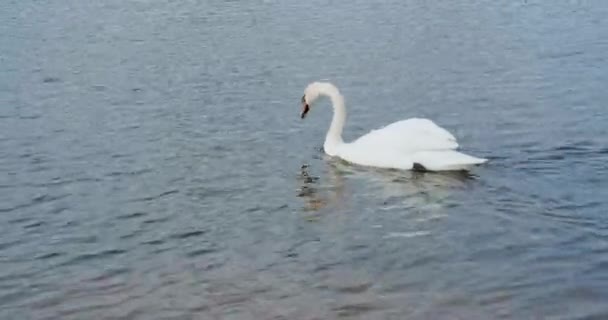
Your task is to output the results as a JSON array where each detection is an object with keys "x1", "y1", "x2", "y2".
[{"x1": 319, "y1": 84, "x2": 345, "y2": 153}]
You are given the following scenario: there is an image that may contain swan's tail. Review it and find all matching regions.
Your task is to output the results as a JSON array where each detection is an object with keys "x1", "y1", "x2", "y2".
[{"x1": 412, "y1": 150, "x2": 487, "y2": 171}]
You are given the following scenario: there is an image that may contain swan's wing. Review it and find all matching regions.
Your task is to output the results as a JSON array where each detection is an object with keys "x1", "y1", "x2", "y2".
[
  {"x1": 411, "y1": 150, "x2": 487, "y2": 171},
  {"x1": 352, "y1": 118, "x2": 459, "y2": 151}
]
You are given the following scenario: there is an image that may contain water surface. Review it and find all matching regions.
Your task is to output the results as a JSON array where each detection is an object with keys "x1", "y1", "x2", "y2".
[{"x1": 1, "y1": 0, "x2": 608, "y2": 319}]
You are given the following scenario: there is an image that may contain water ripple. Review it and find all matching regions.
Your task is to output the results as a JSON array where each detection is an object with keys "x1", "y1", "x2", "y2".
[
  {"x1": 170, "y1": 230, "x2": 207, "y2": 240},
  {"x1": 59, "y1": 249, "x2": 127, "y2": 267},
  {"x1": 128, "y1": 190, "x2": 179, "y2": 203}
]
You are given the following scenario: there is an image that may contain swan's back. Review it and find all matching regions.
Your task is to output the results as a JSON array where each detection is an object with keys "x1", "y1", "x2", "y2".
[
  {"x1": 339, "y1": 118, "x2": 485, "y2": 171},
  {"x1": 352, "y1": 118, "x2": 459, "y2": 152}
]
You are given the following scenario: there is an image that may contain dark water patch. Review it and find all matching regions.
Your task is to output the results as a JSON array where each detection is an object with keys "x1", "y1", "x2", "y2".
[
  {"x1": 141, "y1": 216, "x2": 170, "y2": 225},
  {"x1": 152, "y1": 247, "x2": 173, "y2": 254},
  {"x1": 525, "y1": 143, "x2": 608, "y2": 163},
  {"x1": 110, "y1": 153, "x2": 128, "y2": 159},
  {"x1": 18, "y1": 152, "x2": 33, "y2": 159},
  {"x1": 42, "y1": 77, "x2": 61, "y2": 83},
  {"x1": 317, "y1": 277, "x2": 373, "y2": 295},
  {"x1": 272, "y1": 204, "x2": 289, "y2": 212},
  {"x1": 25, "y1": 177, "x2": 102, "y2": 188},
  {"x1": 35, "y1": 252, "x2": 64, "y2": 260},
  {"x1": 129, "y1": 189, "x2": 178, "y2": 202},
  {"x1": 0, "y1": 239, "x2": 24, "y2": 251},
  {"x1": 57, "y1": 235, "x2": 98, "y2": 244},
  {"x1": 468, "y1": 242, "x2": 533, "y2": 262},
  {"x1": 539, "y1": 49, "x2": 585, "y2": 61},
  {"x1": 142, "y1": 239, "x2": 165, "y2": 246},
  {"x1": 23, "y1": 221, "x2": 45, "y2": 230},
  {"x1": 60, "y1": 220, "x2": 80, "y2": 229},
  {"x1": 116, "y1": 212, "x2": 147, "y2": 220},
  {"x1": 119, "y1": 229, "x2": 144, "y2": 240},
  {"x1": 0, "y1": 202, "x2": 35, "y2": 213},
  {"x1": 8, "y1": 217, "x2": 33, "y2": 224},
  {"x1": 331, "y1": 300, "x2": 383, "y2": 317},
  {"x1": 19, "y1": 114, "x2": 41, "y2": 120},
  {"x1": 585, "y1": 259, "x2": 608, "y2": 280},
  {"x1": 554, "y1": 142, "x2": 595, "y2": 152},
  {"x1": 86, "y1": 267, "x2": 130, "y2": 282},
  {"x1": 284, "y1": 251, "x2": 298, "y2": 258},
  {"x1": 552, "y1": 201, "x2": 602, "y2": 212},
  {"x1": 187, "y1": 185, "x2": 248, "y2": 200},
  {"x1": 244, "y1": 206, "x2": 263, "y2": 213},
  {"x1": 170, "y1": 230, "x2": 206, "y2": 240},
  {"x1": 540, "y1": 208, "x2": 601, "y2": 228},
  {"x1": 186, "y1": 247, "x2": 217, "y2": 258},
  {"x1": 60, "y1": 249, "x2": 127, "y2": 266},
  {"x1": 32, "y1": 193, "x2": 70, "y2": 204},
  {"x1": 0, "y1": 271, "x2": 38, "y2": 284},
  {"x1": 312, "y1": 261, "x2": 346, "y2": 274},
  {"x1": 110, "y1": 308, "x2": 147, "y2": 320},
  {"x1": 0, "y1": 289, "x2": 29, "y2": 307},
  {"x1": 119, "y1": 124, "x2": 141, "y2": 131},
  {"x1": 106, "y1": 168, "x2": 152, "y2": 177},
  {"x1": 528, "y1": 153, "x2": 566, "y2": 161},
  {"x1": 398, "y1": 254, "x2": 440, "y2": 270}
]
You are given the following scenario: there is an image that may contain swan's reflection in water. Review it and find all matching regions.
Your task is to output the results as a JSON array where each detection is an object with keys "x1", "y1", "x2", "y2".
[
  {"x1": 297, "y1": 156, "x2": 475, "y2": 214},
  {"x1": 296, "y1": 161, "x2": 345, "y2": 212}
]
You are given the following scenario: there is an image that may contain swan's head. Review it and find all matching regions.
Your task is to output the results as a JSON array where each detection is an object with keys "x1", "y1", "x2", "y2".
[{"x1": 300, "y1": 82, "x2": 326, "y2": 119}]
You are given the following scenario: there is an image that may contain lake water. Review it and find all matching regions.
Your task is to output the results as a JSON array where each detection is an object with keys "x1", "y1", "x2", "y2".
[{"x1": 1, "y1": 0, "x2": 608, "y2": 319}]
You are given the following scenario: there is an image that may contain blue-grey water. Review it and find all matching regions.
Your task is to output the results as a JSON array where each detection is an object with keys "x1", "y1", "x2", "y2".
[{"x1": 1, "y1": 0, "x2": 608, "y2": 319}]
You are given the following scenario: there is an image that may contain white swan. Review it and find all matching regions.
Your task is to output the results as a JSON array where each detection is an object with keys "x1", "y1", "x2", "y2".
[{"x1": 300, "y1": 81, "x2": 487, "y2": 171}]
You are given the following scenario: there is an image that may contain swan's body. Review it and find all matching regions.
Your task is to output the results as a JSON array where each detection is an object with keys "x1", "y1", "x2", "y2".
[{"x1": 300, "y1": 82, "x2": 487, "y2": 171}]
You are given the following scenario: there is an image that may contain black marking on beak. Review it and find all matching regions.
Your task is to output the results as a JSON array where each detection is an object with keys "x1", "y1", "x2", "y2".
[
  {"x1": 301, "y1": 103, "x2": 310, "y2": 119},
  {"x1": 300, "y1": 95, "x2": 309, "y2": 119}
]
